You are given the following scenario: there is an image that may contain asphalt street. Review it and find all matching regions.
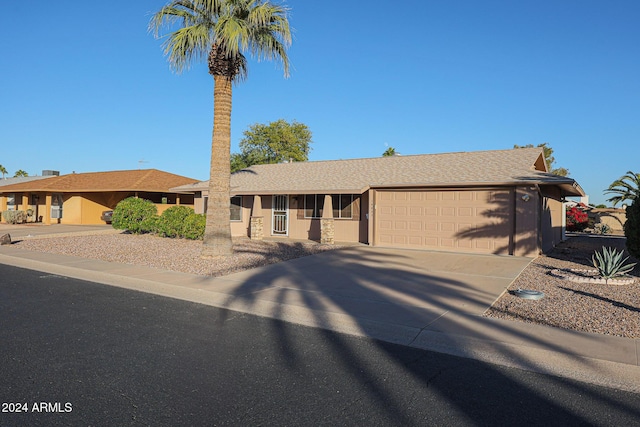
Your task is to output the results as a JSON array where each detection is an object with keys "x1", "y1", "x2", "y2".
[{"x1": 1, "y1": 264, "x2": 640, "y2": 426}]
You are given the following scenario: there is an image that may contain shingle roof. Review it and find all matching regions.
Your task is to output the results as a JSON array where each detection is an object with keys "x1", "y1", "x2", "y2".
[
  {"x1": 0, "y1": 169, "x2": 199, "y2": 193},
  {"x1": 0, "y1": 176, "x2": 51, "y2": 187},
  {"x1": 173, "y1": 148, "x2": 584, "y2": 196}
]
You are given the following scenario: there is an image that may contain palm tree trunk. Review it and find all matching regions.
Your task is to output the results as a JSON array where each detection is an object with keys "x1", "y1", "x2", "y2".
[{"x1": 202, "y1": 74, "x2": 233, "y2": 257}]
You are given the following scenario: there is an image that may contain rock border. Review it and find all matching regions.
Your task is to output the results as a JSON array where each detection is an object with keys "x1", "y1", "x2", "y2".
[{"x1": 549, "y1": 268, "x2": 637, "y2": 285}]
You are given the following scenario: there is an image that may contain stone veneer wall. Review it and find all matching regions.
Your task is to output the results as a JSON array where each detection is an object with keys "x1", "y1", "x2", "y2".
[
  {"x1": 321, "y1": 218, "x2": 334, "y2": 244},
  {"x1": 250, "y1": 216, "x2": 264, "y2": 240}
]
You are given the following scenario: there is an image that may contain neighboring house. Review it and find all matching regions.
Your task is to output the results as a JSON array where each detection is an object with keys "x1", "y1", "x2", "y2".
[
  {"x1": 172, "y1": 147, "x2": 584, "y2": 257},
  {"x1": 0, "y1": 169, "x2": 198, "y2": 225},
  {"x1": 0, "y1": 174, "x2": 53, "y2": 188}
]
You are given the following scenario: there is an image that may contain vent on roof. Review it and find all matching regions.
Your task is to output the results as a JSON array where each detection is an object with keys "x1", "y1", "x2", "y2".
[{"x1": 42, "y1": 170, "x2": 60, "y2": 176}]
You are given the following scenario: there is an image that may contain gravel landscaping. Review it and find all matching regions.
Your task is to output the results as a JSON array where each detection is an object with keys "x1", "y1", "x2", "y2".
[
  {"x1": 11, "y1": 233, "x2": 348, "y2": 277},
  {"x1": 484, "y1": 234, "x2": 640, "y2": 339},
  {"x1": 7, "y1": 230, "x2": 640, "y2": 338}
]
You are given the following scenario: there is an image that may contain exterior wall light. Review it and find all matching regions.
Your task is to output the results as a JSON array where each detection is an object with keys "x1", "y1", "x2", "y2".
[{"x1": 521, "y1": 194, "x2": 531, "y2": 202}]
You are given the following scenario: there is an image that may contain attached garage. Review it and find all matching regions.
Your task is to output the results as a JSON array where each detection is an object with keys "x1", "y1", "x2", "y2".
[{"x1": 374, "y1": 188, "x2": 513, "y2": 254}]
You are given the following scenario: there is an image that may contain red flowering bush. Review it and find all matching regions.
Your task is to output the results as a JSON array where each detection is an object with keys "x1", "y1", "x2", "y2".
[{"x1": 566, "y1": 204, "x2": 589, "y2": 231}]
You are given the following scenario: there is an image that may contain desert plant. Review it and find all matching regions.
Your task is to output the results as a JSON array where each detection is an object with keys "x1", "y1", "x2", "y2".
[
  {"x1": 625, "y1": 199, "x2": 640, "y2": 260},
  {"x1": 112, "y1": 197, "x2": 157, "y2": 234},
  {"x1": 591, "y1": 246, "x2": 636, "y2": 281},
  {"x1": 593, "y1": 223, "x2": 611, "y2": 235}
]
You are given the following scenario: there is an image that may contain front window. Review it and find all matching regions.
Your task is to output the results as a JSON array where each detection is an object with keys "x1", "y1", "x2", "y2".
[
  {"x1": 304, "y1": 194, "x2": 324, "y2": 218},
  {"x1": 332, "y1": 194, "x2": 354, "y2": 219},
  {"x1": 230, "y1": 196, "x2": 242, "y2": 221}
]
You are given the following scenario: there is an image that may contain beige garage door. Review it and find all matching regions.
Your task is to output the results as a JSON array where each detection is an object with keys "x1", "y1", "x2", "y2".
[{"x1": 374, "y1": 189, "x2": 512, "y2": 254}]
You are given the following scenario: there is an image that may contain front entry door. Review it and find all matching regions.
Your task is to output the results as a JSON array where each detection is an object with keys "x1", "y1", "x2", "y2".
[{"x1": 272, "y1": 195, "x2": 288, "y2": 236}]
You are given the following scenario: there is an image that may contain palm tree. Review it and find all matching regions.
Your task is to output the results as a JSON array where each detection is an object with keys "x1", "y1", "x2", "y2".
[
  {"x1": 0, "y1": 164, "x2": 7, "y2": 179},
  {"x1": 382, "y1": 147, "x2": 397, "y2": 157},
  {"x1": 13, "y1": 170, "x2": 28, "y2": 177},
  {"x1": 150, "y1": 0, "x2": 292, "y2": 257},
  {"x1": 605, "y1": 171, "x2": 640, "y2": 206}
]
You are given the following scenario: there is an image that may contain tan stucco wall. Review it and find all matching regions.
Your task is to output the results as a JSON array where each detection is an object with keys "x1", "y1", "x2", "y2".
[
  {"x1": 230, "y1": 196, "x2": 252, "y2": 237},
  {"x1": 540, "y1": 197, "x2": 564, "y2": 253},
  {"x1": 253, "y1": 195, "x2": 362, "y2": 242},
  {"x1": 513, "y1": 187, "x2": 539, "y2": 257},
  {"x1": 61, "y1": 195, "x2": 83, "y2": 224},
  {"x1": 590, "y1": 209, "x2": 626, "y2": 231}
]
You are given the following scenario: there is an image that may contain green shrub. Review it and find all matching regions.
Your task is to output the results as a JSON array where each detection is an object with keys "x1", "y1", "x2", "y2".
[
  {"x1": 182, "y1": 212, "x2": 206, "y2": 240},
  {"x1": 112, "y1": 197, "x2": 157, "y2": 234},
  {"x1": 592, "y1": 246, "x2": 636, "y2": 280},
  {"x1": 155, "y1": 206, "x2": 192, "y2": 238},
  {"x1": 625, "y1": 200, "x2": 640, "y2": 260},
  {"x1": 140, "y1": 215, "x2": 161, "y2": 234},
  {"x1": 156, "y1": 206, "x2": 204, "y2": 239}
]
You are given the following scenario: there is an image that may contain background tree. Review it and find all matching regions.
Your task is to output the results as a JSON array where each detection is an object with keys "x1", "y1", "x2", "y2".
[
  {"x1": 0, "y1": 164, "x2": 7, "y2": 179},
  {"x1": 382, "y1": 147, "x2": 397, "y2": 157},
  {"x1": 231, "y1": 120, "x2": 312, "y2": 172},
  {"x1": 605, "y1": 171, "x2": 640, "y2": 207},
  {"x1": 150, "y1": 0, "x2": 291, "y2": 257},
  {"x1": 13, "y1": 170, "x2": 28, "y2": 177},
  {"x1": 513, "y1": 143, "x2": 569, "y2": 176}
]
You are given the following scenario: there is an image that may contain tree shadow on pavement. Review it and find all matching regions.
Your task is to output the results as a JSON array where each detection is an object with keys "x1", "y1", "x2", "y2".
[{"x1": 211, "y1": 244, "x2": 640, "y2": 424}]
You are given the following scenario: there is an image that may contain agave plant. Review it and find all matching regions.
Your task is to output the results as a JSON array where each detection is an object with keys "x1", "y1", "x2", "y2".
[{"x1": 591, "y1": 247, "x2": 636, "y2": 281}]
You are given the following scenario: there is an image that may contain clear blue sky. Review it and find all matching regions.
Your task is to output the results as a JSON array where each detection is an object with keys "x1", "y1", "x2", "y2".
[{"x1": 1, "y1": 1, "x2": 638, "y2": 206}]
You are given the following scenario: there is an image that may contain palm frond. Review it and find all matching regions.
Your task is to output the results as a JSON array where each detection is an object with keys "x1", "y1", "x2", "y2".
[
  {"x1": 151, "y1": 0, "x2": 291, "y2": 78},
  {"x1": 605, "y1": 170, "x2": 640, "y2": 206}
]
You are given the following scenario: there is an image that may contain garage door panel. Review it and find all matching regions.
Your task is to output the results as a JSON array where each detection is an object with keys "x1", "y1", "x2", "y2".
[
  {"x1": 440, "y1": 238, "x2": 455, "y2": 247},
  {"x1": 440, "y1": 222, "x2": 455, "y2": 232},
  {"x1": 409, "y1": 221, "x2": 422, "y2": 231},
  {"x1": 379, "y1": 220, "x2": 392, "y2": 230},
  {"x1": 408, "y1": 235, "x2": 422, "y2": 245},
  {"x1": 457, "y1": 239, "x2": 473, "y2": 248},
  {"x1": 375, "y1": 189, "x2": 512, "y2": 255}
]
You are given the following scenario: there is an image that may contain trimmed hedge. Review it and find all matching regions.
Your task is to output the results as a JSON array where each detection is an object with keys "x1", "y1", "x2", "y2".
[
  {"x1": 112, "y1": 199, "x2": 205, "y2": 240},
  {"x1": 112, "y1": 197, "x2": 158, "y2": 234},
  {"x1": 156, "y1": 206, "x2": 202, "y2": 239}
]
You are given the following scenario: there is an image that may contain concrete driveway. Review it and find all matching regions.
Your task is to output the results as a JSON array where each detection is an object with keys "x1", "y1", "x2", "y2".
[
  {"x1": 214, "y1": 246, "x2": 533, "y2": 331},
  {"x1": 0, "y1": 223, "x2": 116, "y2": 239}
]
